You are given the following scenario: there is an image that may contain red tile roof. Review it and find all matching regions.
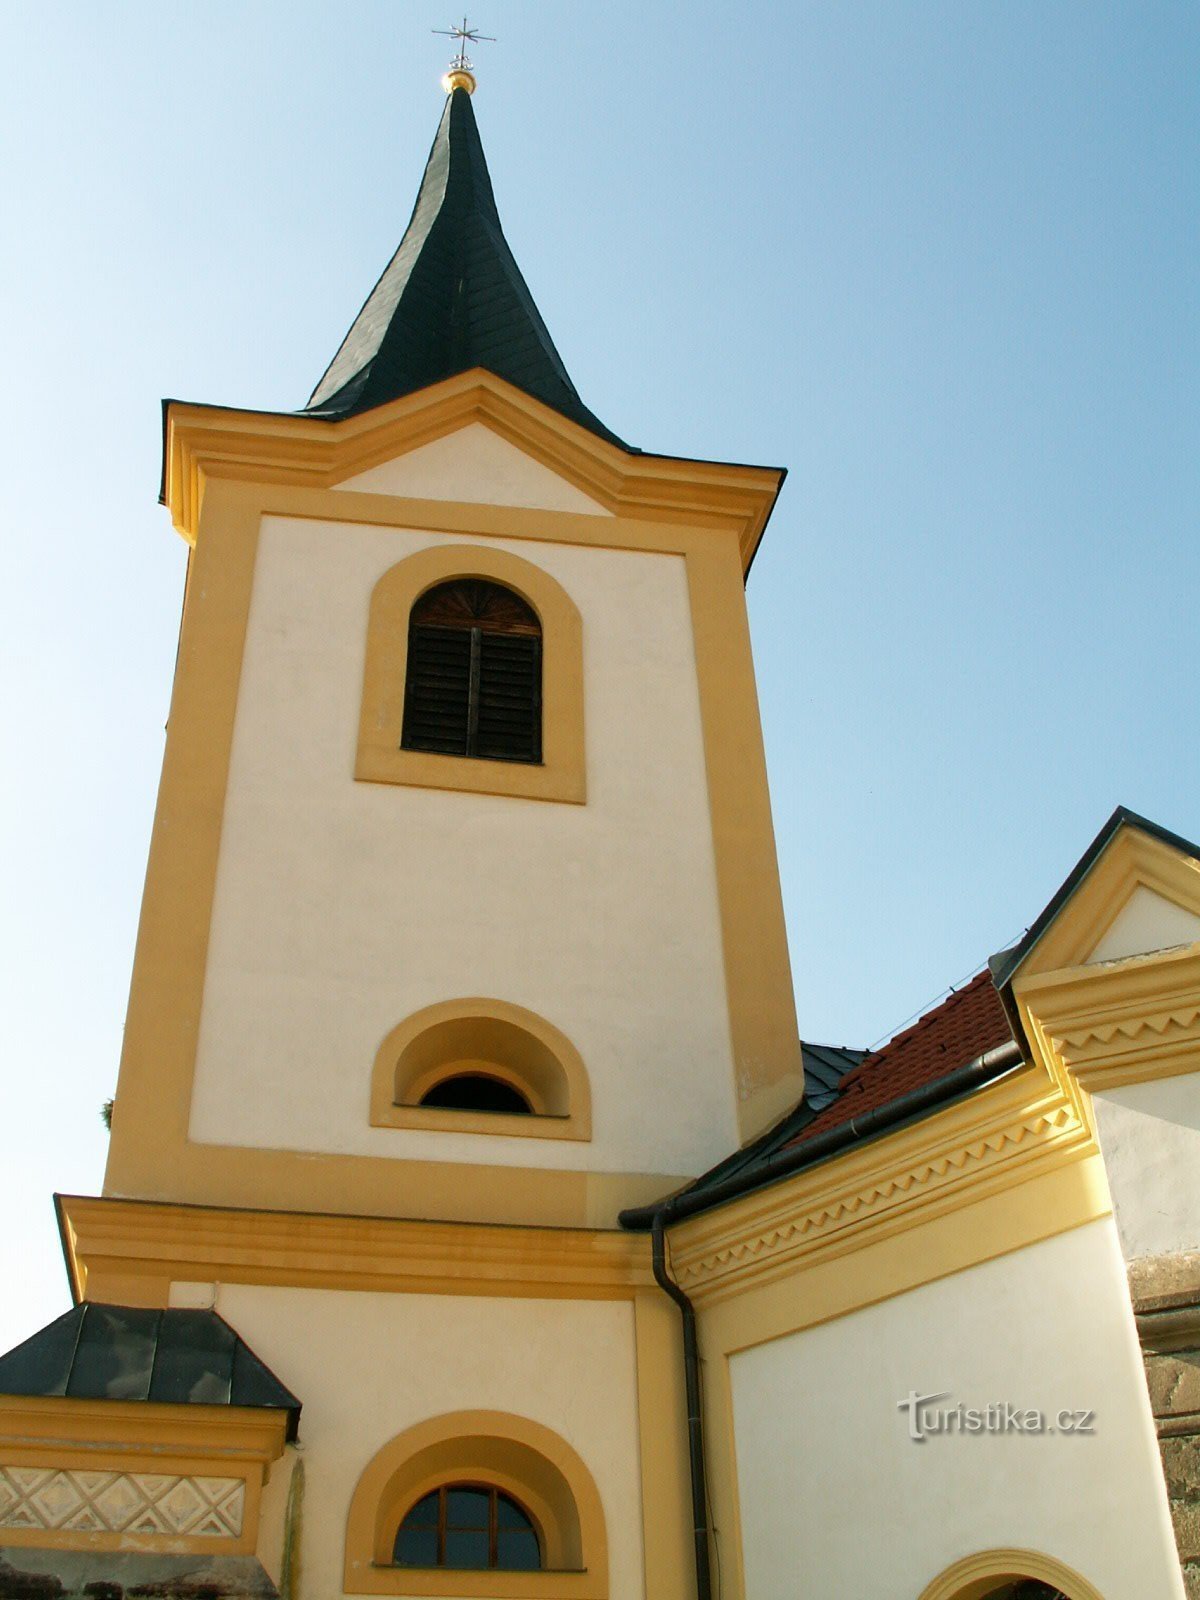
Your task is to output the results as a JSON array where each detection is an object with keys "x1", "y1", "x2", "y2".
[{"x1": 782, "y1": 969, "x2": 1013, "y2": 1150}]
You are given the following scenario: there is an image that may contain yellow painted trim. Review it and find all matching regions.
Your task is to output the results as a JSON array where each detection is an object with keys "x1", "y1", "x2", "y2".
[
  {"x1": 667, "y1": 1066, "x2": 1099, "y2": 1305},
  {"x1": 58, "y1": 1196, "x2": 656, "y2": 1306},
  {"x1": 370, "y1": 999, "x2": 592, "y2": 1142},
  {"x1": 163, "y1": 370, "x2": 783, "y2": 571},
  {"x1": 105, "y1": 463, "x2": 801, "y2": 1217},
  {"x1": 630, "y1": 1291, "x2": 692, "y2": 1600},
  {"x1": 0, "y1": 1396, "x2": 288, "y2": 1467},
  {"x1": 0, "y1": 1398, "x2": 286, "y2": 1559},
  {"x1": 918, "y1": 1547, "x2": 1106, "y2": 1600},
  {"x1": 1016, "y1": 940, "x2": 1200, "y2": 1094},
  {"x1": 342, "y1": 1410, "x2": 607, "y2": 1598},
  {"x1": 1018, "y1": 825, "x2": 1200, "y2": 979},
  {"x1": 356, "y1": 542, "x2": 585, "y2": 805}
]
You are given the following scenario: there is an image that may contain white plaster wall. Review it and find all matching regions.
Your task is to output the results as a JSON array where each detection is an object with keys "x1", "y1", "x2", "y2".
[
  {"x1": 334, "y1": 423, "x2": 612, "y2": 515},
  {"x1": 189, "y1": 514, "x2": 741, "y2": 1176},
  {"x1": 1094, "y1": 1074, "x2": 1200, "y2": 1259},
  {"x1": 214, "y1": 1283, "x2": 645, "y2": 1600},
  {"x1": 727, "y1": 1220, "x2": 1182, "y2": 1600},
  {"x1": 1086, "y1": 887, "x2": 1200, "y2": 964}
]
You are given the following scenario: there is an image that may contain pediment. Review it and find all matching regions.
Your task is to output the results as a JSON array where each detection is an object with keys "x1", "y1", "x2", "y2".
[
  {"x1": 332, "y1": 420, "x2": 612, "y2": 515},
  {"x1": 1017, "y1": 823, "x2": 1200, "y2": 980},
  {"x1": 162, "y1": 370, "x2": 783, "y2": 568}
]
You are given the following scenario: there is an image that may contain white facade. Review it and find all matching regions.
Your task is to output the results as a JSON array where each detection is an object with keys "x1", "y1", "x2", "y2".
[
  {"x1": 188, "y1": 498, "x2": 742, "y2": 1178},
  {"x1": 727, "y1": 1220, "x2": 1182, "y2": 1600},
  {"x1": 215, "y1": 1281, "x2": 646, "y2": 1599}
]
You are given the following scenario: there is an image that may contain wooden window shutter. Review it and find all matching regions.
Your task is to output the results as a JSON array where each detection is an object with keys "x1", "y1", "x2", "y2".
[{"x1": 401, "y1": 580, "x2": 542, "y2": 764}]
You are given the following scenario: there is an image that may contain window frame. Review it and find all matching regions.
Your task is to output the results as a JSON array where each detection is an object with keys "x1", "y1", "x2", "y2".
[
  {"x1": 392, "y1": 1482, "x2": 543, "y2": 1572},
  {"x1": 356, "y1": 544, "x2": 585, "y2": 805}
]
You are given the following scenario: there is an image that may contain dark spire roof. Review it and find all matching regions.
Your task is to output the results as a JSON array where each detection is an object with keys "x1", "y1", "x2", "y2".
[
  {"x1": 305, "y1": 87, "x2": 626, "y2": 447},
  {"x1": 0, "y1": 1304, "x2": 301, "y2": 1439}
]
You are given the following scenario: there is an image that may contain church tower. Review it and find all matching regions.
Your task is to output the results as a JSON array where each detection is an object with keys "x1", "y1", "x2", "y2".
[
  {"x1": 0, "y1": 67, "x2": 800, "y2": 1600},
  {"x1": 105, "y1": 72, "x2": 802, "y2": 1233}
]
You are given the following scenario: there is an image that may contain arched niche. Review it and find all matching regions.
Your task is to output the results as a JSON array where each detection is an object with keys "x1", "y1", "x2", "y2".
[
  {"x1": 919, "y1": 1549, "x2": 1106, "y2": 1600},
  {"x1": 370, "y1": 998, "x2": 592, "y2": 1141},
  {"x1": 343, "y1": 1410, "x2": 608, "y2": 1598}
]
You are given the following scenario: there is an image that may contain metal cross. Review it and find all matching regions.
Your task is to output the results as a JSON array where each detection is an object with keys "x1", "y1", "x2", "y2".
[{"x1": 433, "y1": 16, "x2": 496, "y2": 72}]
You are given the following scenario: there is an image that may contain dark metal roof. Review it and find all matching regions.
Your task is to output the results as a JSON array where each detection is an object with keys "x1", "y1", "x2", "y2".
[
  {"x1": 989, "y1": 805, "x2": 1200, "y2": 991},
  {"x1": 800, "y1": 1041, "x2": 868, "y2": 1113},
  {"x1": 305, "y1": 87, "x2": 626, "y2": 447},
  {"x1": 0, "y1": 1305, "x2": 300, "y2": 1439}
]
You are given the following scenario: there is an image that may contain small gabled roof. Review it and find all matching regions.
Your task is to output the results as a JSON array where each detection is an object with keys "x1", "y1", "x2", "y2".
[
  {"x1": 0, "y1": 1304, "x2": 300, "y2": 1439},
  {"x1": 305, "y1": 86, "x2": 626, "y2": 448},
  {"x1": 989, "y1": 805, "x2": 1200, "y2": 991}
]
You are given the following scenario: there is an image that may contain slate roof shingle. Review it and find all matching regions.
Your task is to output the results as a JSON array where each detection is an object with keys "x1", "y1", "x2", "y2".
[{"x1": 305, "y1": 87, "x2": 626, "y2": 447}]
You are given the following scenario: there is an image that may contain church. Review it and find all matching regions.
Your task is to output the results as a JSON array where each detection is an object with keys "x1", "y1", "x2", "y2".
[{"x1": 1, "y1": 55, "x2": 1198, "y2": 1600}]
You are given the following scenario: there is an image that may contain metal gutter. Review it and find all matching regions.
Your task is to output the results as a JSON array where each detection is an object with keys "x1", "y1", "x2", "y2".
[
  {"x1": 620, "y1": 1039, "x2": 1025, "y2": 1233},
  {"x1": 652, "y1": 1212, "x2": 712, "y2": 1600}
]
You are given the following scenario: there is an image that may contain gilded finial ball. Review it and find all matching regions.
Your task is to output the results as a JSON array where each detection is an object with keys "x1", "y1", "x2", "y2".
[{"x1": 443, "y1": 66, "x2": 477, "y2": 94}]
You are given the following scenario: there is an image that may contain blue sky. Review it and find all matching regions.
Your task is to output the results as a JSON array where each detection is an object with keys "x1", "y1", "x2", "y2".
[{"x1": 0, "y1": 2, "x2": 1196, "y2": 1350}]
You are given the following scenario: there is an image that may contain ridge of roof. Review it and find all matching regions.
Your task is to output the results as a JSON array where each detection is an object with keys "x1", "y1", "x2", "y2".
[
  {"x1": 304, "y1": 87, "x2": 627, "y2": 448},
  {"x1": 0, "y1": 1304, "x2": 301, "y2": 1438},
  {"x1": 989, "y1": 805, "x2": 1200, "y2": 990}
]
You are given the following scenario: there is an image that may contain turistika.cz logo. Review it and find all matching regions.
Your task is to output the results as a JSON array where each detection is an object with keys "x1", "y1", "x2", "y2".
[{"x1": 897, "y1": 1391, "x2": 1096, "y2": 1443}]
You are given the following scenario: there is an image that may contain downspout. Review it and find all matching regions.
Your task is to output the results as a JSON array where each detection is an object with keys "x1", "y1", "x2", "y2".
[
  {"x1": 652, "y1": 1209, "x2": 713, "y2": 1600},
  {"x1": 628, "y1": 1035, "x2": 1025, "y2": 1600}
]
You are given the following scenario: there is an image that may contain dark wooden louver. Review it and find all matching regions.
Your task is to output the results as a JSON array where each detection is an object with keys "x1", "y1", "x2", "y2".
[{"x1": 401, "y1": 579, "x2": 542, "y2": 764}]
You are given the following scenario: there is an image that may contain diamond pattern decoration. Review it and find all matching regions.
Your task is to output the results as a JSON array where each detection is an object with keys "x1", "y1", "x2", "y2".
[{"x1": 0, "y1": 1466, "x2": 244, "y2": 1539}]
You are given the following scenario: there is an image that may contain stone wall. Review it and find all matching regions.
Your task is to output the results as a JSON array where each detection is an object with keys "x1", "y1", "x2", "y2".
[{"x1": 1131, "y1": 1252, "x2": 1200, "y2": 1598}]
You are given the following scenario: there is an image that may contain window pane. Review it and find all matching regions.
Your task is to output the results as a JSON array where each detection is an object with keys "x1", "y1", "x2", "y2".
[
  {"x1": 402, "y1": 1492, "x2": 439, "y2": 1526},
  {"x1": 443, "y1": 1527, "x2": 490, "y2": 1568},
  {"x1": 393, "y1": 1525, "x2": 438, "y2": 1567},
  {"x1": 495, "y1": 1527, "x2": 541, "y2": 1570},
  {"x1": 495, "y1": 1493, "x2": 534, "y2": 1531},
  {"x1": 445, "y1": 1487, "x2": 490, "y2": 1528}
]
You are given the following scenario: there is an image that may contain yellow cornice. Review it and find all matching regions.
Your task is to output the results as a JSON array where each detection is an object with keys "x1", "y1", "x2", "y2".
[
  {"x1": 666, "y1": 1065, "x2": 1098, "y2": 1306},
  {"x1": 58, "y1": 1195, "x2": 655, "y2": 1306},
  {"x1": 163, "y1": 370, "x2": 783, "y2": 570},
  {"x1": 0, "y1": 1394, "x2": 287, "y2": 1466},
  {"x1": 1017, "y1": 939, "x2": 1200, "y2": 1094}
]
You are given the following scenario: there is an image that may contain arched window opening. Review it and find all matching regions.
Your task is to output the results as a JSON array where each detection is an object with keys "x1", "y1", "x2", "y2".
[
  {"x1": 392, "y1": 1483, "x2": 542, "y2": 1572},
  {"x1": 418, "y1": 1073, "x2": 533, "y2": 1115},
  {"x1": 401, "y1": 579, "x2": 542, "y2": 764},
  {"x1": 984, "y1": 1586, "x2": 1068, "y2": 1600}
]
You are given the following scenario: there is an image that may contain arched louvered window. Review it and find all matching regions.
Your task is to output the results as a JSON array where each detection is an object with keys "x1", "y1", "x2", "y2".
[{"x1": 401, "y1": 580, "x2": 542, "y2": 764}]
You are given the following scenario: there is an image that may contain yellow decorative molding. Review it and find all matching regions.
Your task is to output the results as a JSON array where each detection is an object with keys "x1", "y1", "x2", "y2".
[
  {"x1": 918, "y1": 1546, "x2": 1105, "y2": 1600},
  {"x1": 668, "y1": 1068, "x2": 1096, "y2": 1304},
  {"x1": 0, "y1": 1397, "x2": 283, "y2": 1558},
  {"x1": 343, "y1": 1411, "x2": 607, "y2": 1598},
  {"x1": 163, "y1": 370, "x2": 783, "y2": 571},
  {"x1": 356, "y1": 542, "x2": 586, "y2": 805},
  {"x1": 1017, "y1": 940, "x2": 1200, "y2": 1093},
  {"x1": 370, "y1": 999, "x2": 592, "y2": 1142},
  {"x1": 58, "y1": 1196, "x2": 655, "y2": 1307},
  {"x1": 1017, "y1": 824, "x2": 1200, "y2": 979}
]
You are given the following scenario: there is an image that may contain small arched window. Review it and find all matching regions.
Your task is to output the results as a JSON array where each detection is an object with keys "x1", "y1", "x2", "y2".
[
  {"x1": 418, "y1": 1073, "x2": 533, "y2": 1115},
  {"x1": 401, "y1": 579, "x2": 542, "y2": 764},
  {"x1": 393, "y1": 1483, "x2": 542, "y2": 1571}
]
